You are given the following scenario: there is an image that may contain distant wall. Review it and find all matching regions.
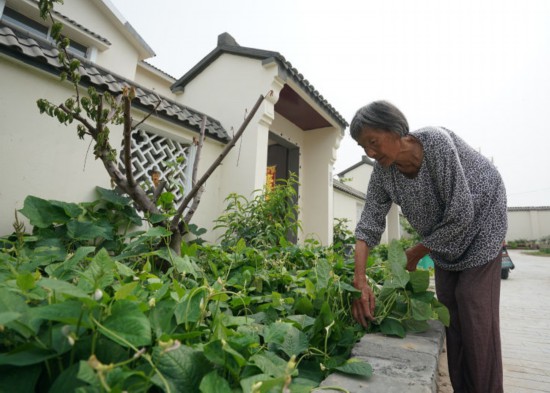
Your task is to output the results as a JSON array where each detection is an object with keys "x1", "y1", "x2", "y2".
[{"x1": 506, "y1": 207, "x2": 550, "y2": 241}]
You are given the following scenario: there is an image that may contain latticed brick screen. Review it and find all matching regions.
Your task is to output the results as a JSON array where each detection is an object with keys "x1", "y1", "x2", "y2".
[{"x1": 119, "y1": 128, "x2": 195, "y2": 202}]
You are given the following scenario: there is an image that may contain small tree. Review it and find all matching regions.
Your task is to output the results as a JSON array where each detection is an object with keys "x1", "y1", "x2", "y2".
[{"x1": 35, "y1": 0, "x2": 268, "y2": 257}]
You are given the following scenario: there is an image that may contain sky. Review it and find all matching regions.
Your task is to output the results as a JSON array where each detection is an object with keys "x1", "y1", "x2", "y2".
[{"x1": 110, "y1": 0, "x2": 550, "y2": 207}]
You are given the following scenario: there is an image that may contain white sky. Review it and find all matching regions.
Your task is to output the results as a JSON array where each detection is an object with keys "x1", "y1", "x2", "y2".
[{"x1": 110, "y1": 0, "x2": 550, "y2": 207}]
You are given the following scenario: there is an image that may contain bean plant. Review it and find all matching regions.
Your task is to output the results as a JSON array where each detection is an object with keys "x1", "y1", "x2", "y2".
[{"x1": 0, "y1": 183, "x2": 447, "y2": 392}]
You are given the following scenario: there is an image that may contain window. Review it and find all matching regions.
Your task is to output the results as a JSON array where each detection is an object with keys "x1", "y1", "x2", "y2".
[
  {"x1": 119, "y1": 128, "x2": 196, "y2": 203},
  {"x1": 1, "y1": 7, "x2": 88, "y2": 58}
]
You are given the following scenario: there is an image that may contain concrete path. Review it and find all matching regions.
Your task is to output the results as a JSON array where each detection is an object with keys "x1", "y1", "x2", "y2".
[{"x1": 501, "y1": 250, "x2": 550, "y2": 392}]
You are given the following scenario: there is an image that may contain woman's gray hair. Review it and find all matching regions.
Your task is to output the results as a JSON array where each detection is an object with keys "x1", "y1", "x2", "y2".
[{"x1": 349, "y1": 100, "x2": 409, "y2": 140}]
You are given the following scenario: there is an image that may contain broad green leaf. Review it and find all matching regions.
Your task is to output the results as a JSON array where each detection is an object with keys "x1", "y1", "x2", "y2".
[
  {"x1": 172, "y1": 254, "x2": 199, "y2": 278},
  {"x1": 434, "y1": 304, "x2": 450, "y2": 327},
  {"x1": 152, "y1": 345, "x2": 209, "y2": 393},
  {"x1": 388, "y1": 240, "x2": 407, "y2": 267},
  {"x1": 114, "y1": 261, "x2": 135, "y2": 277},
  {"x1": 334, "y1": 358, "x2": 373, "y2": 378},
  {"x1": 175, "y1": 288, "x2": 207, "y2": 326},
  {"x1": 408, "y1": 269, "x2": 430, "y2": 293},
  {"x1": 67, "y1": 220, "x2": 113, "y2": 241},
  {"x1": 411, "y1": 299, "x2": 432, "y2": 321},
  {"x1": 149, "y1": 298, "x2": 176, "y2": 338},
  {"x1": 403, "y1": 319, "x2": 430, "y2": 333},
  {"x1": 262, "y1": 322, "x2": 289, "y2": 345},
  {"x1": 95, "y1": 186, "x2": 132, "y2": 207},
  {"x1": 16, "y1": 272, "x2": 37, "y2": 291},
  {"x1": 76, "y1": 360, "x2": 100, "y2": 387},
  {"x1": 203, "y1": 339, "x2": 246, "y2": 378},
  {"x1": 249, "y1": 351, "x2": 287, "y2": 377},
  {"x1": 379, "y1": 318, "x2": 406, "y2": 338},
  {"x1": 240, "y1": 373, "x2": 272, "y2": 393},
  {"x1": 285, "y1": 314, "x2": 316, "y2": 329},
  {"x1": 0, "y1": 289, "x2": 38, "y2": 337},
  {"x1": 30, "y1": 300, "x2": 92, "y2": 327},
  {"x1": 0, "y1": 343, "x2": 57, "y2": 366},
  {"x1": 78, "y1": 249, "x2": 116, "y2": 291},
  {"x1": 38, "y1": 277, "x2": 89, "y2": 299},
  {"x1": 387, "y1": 261, "x2": 409, "y2": 289},
  {"x1": 114, "y1": 281, "x2": 138, "y2": 300},
  {"x1": 0, "y1": 311, "x2": 21, "y2": 326},
  {"x1": 0, "y1": 365, "x2": 41, "y2": 392},
  {"x1": 19, "y1": 196, "x2": 72, "y2": 228},
  {"x1": 101, "y1": 300, "x2": 151, "y2": 348},
  {"x1": 315, "y1": 258, "x2": 331, "y2": 290},
  {"x1": 49, "y1": 363, "x2": 87, "y2": 393},
  {"x1": 199, "y1": 371, "x2": 232, "y2": 393},
  {"x1": 279, "y1": 324, "x2": 309, "y2": 357}
]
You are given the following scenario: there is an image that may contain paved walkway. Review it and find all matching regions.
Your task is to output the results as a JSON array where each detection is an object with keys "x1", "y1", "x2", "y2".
[{"x1": 501, "y1": 250, "x2": 550, "y2": 392}]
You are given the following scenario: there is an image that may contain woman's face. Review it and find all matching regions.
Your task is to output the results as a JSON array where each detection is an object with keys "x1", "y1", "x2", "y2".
[{"x1": 355, "y1": 127, "x2": 401, "y2": 167}]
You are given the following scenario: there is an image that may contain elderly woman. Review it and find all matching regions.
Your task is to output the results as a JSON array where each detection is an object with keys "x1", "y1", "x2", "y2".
[{"x1": 350, "y1": 100, "x2": 507, "y2": 393}]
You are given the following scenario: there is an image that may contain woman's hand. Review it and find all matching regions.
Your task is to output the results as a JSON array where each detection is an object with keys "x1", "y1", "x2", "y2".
[
  {"x1": 405, "y1": 243, "x2": 430, "y2": 271},
  {"x1": 352, "y1": 277, "x2": 376, "y2": 328}
]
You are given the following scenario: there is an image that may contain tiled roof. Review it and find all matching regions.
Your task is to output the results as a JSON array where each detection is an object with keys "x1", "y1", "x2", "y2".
[
  {"x1": 337, "y1": 155, "x2": 374, "y2": 177},
  {"x1": 172, "y1": 32, "x2": 348, "y2": 129},
  {"x1": 508, "y1": 206, "x2": 550, "y2": 211},
  {"x1": 50, "y1": 8, "x2": 111, "y2": 45},
  {"x1": 333, "y1": 179, "x2": 366, "y2": 200},
  {"x1": 0, "y1": 25, "x2": 229, "y2": 141}
]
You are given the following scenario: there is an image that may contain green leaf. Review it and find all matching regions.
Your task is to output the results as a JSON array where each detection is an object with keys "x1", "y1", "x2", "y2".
[
  {"x1": 0, "y1": 289, "x2": 39, "y2": 337},
  {"x1": 114, "y1": 281, "x2": 138, "y2": 300},
  {"x1": 0, "y1": 311, "x2": 21, "y2": 326},
  {"x1": 49, "y1": 363, "x2": 87, "y2": 393},
  {"x1": 78, "y1": 248, "x2": 116, "y2": 291},
  {"x1": 199, "y1": 371, "x2": 232, "y2": 393},
  {"x1": 101, "y1": 300, "x2": 151, "y2": 348},
  {"x1": 434, "y1": 303, "x2": 450, "y2": 327},
  {"x1": 153, "y1": 345, "x2": 209, "y2": 393},
  {"x1": 315, "y1": 258, "x2": 331, "y2": 290},
  {"x1": 262, "y1": 322, "x2": 289, "y2": 345},
  {"x1": 408, "y1": 270, "x2": 430, "y2": 293},
  {"x1": 16, "y1": 272, "x2": 37, "y2": 291},
  {"x1": 38, "y1": 277, "x2": 89, "y2": 299},
  {"x1": 30, "y1": 300, "x2": 92, "y2": 327},
  {"x1": 67, "y1": 220, "x2": 113, "y2": 241},
  {"x1": 379, "y1": 318, "x2": 406, "y2": 338},
  {"x1": 0, "y1": 365, "x2": 41, "y2": 392},
  {"x1": 249, "y1": 351, "x2": 287, "y2": 377},
  {"x1": 0, "y1": 343, "x2": 57, "y2": 366},
  {"x1": 95, "y1": 186, "x2": 132, "y2": 207},
  {"x1": 403, "y1": 319, "x2": 430, "y2": 333},
  {"x1": 19, "y1": 196, "x2": 71, "y2": 228},
  {"x1": 334, "y1": 358, "x2": 373, "y2": 378},
  {"x1": 388, "y1": 240, "x2": 407, "y2": 267},
  {"x1": 279, "y1": 324, "x2": 309, "y2": 357},
  {"x1": 175, "y1": 288, "x2": 207, "y2": 325},
  {"x1": 203, "y1": 339, "x2": 246, "y2": 378},
  {"x1": 411, "y1": 299, "x2": 432, "y2": 321}
]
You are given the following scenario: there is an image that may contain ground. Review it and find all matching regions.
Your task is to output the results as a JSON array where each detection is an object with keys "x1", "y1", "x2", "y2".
[{"x1": 436, "y1": 341, "x2": 453, "y2": 392}]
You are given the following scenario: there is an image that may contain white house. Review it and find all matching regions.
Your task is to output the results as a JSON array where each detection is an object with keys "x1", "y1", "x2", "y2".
[
  {"x1": 333, "y1": 155, "x2": 401, "y2": 244},
  {"x1": 0, "y1": 0, "x2": 346, "y2": 245}
]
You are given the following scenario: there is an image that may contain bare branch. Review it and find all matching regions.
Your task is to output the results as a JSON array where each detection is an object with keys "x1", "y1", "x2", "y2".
[
  {"x1": 122, "y1": 94, "x2": 136, "y2": 188},
  {"x1": 183, "y1": 185, "x2": 204, "y2": 224},
  {"x1": 59, "y1": 104, "x2": 96, "y2": 137},
  {"x1": 192, "y1": 116, "x2": 207, "y2": 186},
  {"x1": 152, "y1": 180, "x2": 167, "y2": 203},
  {"x1": 133, "y1": 93, "x2": 162, "y2": 130},
  {"x1": 170, "y1": 93, "x2": 267, "y2": 231}
]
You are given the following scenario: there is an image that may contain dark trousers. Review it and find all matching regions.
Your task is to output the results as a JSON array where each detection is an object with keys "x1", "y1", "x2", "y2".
[{"x1": 435, "y1": 253, "x2": 503, "y2": 393}]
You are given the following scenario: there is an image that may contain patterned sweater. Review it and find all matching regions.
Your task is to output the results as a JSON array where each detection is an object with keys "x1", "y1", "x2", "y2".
[{"x1": 355, "y1": 127, "x2": 508, "y2": 271}]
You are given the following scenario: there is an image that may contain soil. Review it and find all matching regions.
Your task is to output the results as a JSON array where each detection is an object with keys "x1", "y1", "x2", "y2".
[{"x1": 436, "y1": 340, "x2": 453, "y2": 393}]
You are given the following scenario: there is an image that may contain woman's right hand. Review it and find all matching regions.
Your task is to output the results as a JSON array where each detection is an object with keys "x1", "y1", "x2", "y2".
[{"x1": 352, "y1": 278, "x2": 376, "y2": 328}]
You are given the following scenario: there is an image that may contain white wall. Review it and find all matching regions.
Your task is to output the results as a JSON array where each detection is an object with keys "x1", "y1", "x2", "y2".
[{"x1": 506, "y1": 208, "x2": 550, "y2": 241}]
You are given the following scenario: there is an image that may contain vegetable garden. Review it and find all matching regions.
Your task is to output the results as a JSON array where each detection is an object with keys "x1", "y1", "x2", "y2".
[{"x1": 0, "y1": 181, "x2": 448, "y2": 392}]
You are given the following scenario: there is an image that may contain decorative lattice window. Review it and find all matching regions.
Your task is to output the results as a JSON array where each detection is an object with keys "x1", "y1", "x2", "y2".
[{"x1": 119, "y1": 128, "x2": 196, "y2": 203}]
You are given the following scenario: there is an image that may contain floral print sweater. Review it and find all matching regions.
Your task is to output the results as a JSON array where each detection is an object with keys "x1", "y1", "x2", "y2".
[{"x1": 355, "y1": 127, "x2": 507, "y2": 271}]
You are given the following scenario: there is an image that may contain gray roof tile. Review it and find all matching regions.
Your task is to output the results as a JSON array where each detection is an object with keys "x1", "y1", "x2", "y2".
[
  {"x1": 172, "y1": 32, "x2": 348, "y2": 128},
  {"x1": 0, "y1": 25, "x2": 229, "y2": 141}
]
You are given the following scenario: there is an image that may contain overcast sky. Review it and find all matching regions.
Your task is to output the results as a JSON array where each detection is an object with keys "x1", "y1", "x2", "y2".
[{"x1": 110, "y1": 0, "x2": 550, "y2": 207}]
